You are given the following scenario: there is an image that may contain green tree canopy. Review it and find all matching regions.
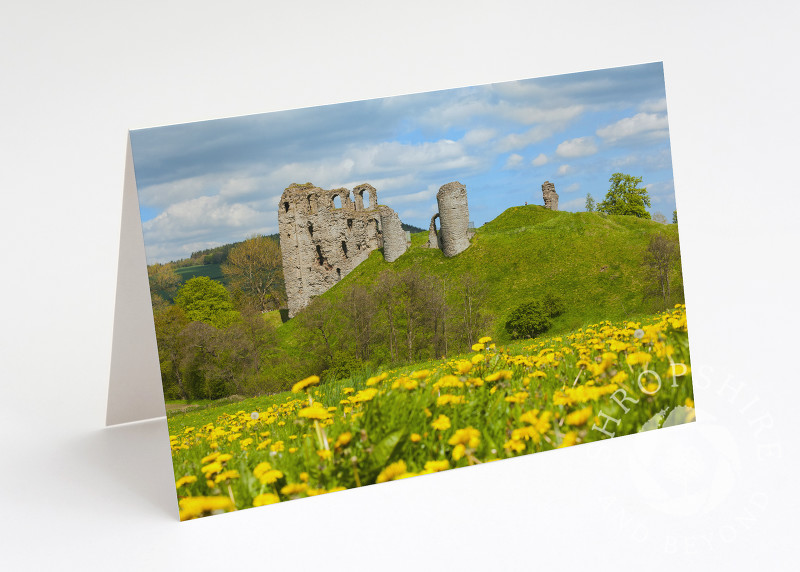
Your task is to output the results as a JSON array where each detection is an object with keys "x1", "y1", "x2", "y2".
[
  {"x1": 174, "y1": 276, "x2": 238, "y2": 328},
  {"x1": 597, "y1": 173, "x2": 652, "y2": 219}
]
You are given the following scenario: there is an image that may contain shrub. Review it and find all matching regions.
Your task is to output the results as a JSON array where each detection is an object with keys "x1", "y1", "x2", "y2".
[
  {"x1": 505, "y1": 294, "x2": 567, "y2": 340},
  {"x1": 505, "y1": 300, "x2": 552, "y2": 339}
]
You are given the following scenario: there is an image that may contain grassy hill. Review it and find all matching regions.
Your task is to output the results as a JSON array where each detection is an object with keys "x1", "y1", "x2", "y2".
[
  {"x1": 175, "y1": 263, "x2": 227, "y2": 285},
  {"x1": 277, "y1": 206, "x2": 683, "y2": 345}
]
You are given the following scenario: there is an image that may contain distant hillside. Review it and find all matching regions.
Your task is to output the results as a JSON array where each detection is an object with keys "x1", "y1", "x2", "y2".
[{"x1": 277, "y1": 205, "x2": 683, "y2": 344}]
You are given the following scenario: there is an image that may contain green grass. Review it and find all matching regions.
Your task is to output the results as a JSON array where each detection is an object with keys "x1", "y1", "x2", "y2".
[{"x1": 175, "y1": 263, "x2": 228, "y2": 285}]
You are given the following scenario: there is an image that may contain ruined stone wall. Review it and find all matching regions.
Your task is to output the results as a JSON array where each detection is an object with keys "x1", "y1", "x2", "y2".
[
  {"x1": 425, "y1": 213, "x2": 440, "y2": 249},
  {"x1": 437, "y1": 181, "x2": 471, "y2": 257},
  {"x1": 542, "y1": 180, "x2": 559, "y2": 210},
  {"x1": 278, "y1": 182, "x2": 406, "y2": 316},
  {"x1": 379, "y1": 206, "x2": 407, "y2": 262}
]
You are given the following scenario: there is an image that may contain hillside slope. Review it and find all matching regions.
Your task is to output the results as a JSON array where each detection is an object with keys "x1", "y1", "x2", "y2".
[{"x1": 279, "y1": 205, "x2": 683, "y2": 343}]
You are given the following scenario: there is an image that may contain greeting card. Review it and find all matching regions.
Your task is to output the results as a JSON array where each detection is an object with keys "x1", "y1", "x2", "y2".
[{"x1": 109, "y1": 62, "x2": 694, "y2": 520}]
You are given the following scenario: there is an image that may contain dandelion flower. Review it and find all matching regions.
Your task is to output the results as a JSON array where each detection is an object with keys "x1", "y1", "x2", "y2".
[
  {"x1": 175, "y1": 475, "x2": 197, "y2": 489},
  {"x1": 292, "y1": 375, "x2": 321, "y2": 394},
  {"x1": 376, "y1": 460, "x2": 408, "y2": 483},
  {"x1": 431, "y1": 414, "x2": 451, "y2": 431},
  {"x1": 179, "y1": 496, "x2": 234, "y2": 520},
  {"x1": 252, "y1": 493, "x2": 280, "y2": 507},
  {"x1": 478, "y1": 336, "x2": 492, "y2": 344}
]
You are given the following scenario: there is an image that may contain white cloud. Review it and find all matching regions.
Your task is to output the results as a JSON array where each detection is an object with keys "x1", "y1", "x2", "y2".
[
  {"x1": 557, "y1": 164, "x2": 572, "y2": 176},
  {"x1": 556, "y1": 136, "x2": 598, "y2": 158},
  {"x1": 565, "y1": 182, "x2": 581, "y2": 193},
  {"x1": 504, "y1": 153, "x2": 524, "y2": 169},
  {"x1": 496, "y1": 125, "x2": 554, "y2": 152},
  {"x1": 639, "y1": 98, "x2": 668, "y2": 113},
  {"x1": 142, "y1": 195, "x2": 275, "y2": 262},
  {"x1": 531, "y1": 153, "x2": 548, "y2": 166},
  {"x1": 596, "y1": 112, "x2": 669, "y2": 143},
  {"x1": 461, "y1": 128, "x2": 497, "y2": 146}
]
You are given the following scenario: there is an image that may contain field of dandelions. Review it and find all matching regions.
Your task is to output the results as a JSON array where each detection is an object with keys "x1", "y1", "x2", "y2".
[{"x1": 170, "y1": 305, "x2": 693, "y2": 520}]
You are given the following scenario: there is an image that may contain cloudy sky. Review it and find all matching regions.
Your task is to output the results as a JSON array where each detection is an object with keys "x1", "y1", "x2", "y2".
[{"x1": 131, "y1": 62, "x2": 676, "y2": 263}]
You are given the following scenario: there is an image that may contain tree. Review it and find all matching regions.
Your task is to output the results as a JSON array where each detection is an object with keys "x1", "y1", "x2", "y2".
[
  {"x1": 643, "y1": 234, "x2": 679, "y2": 308},
  {"x1": 653, "y1": 212, "x2": 668, "y2": 224},
  {"x1": 174, "y1": 276, "x2": 238, "y2": 328},
  {"x1": 222, "y1": 235, "x2": 286, "y2": 312},
  {"x1": 456, "y1": 273, "x2": 491, "y2": 349},
  {"x1": 585, "y1": 193, "x2": 596, "y2": 212},
  {"x1": 148, "y1": 262, "x2": 181, "y2": 308},
  {"x1": 597, "y1": 173, "x2": 652, "y2": 219},
  {"x1": 672, "y1": 210, "x2": 678, "y2": 224}
]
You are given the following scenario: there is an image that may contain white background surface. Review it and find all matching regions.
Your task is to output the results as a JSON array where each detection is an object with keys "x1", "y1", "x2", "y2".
[{"x1": 1, "y1": 1, "x2": 798, "y2": 570}]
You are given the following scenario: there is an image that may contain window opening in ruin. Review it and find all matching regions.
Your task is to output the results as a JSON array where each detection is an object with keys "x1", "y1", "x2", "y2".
[
  {"x1": 341, "y1": 241, "x2": 348, "y2": 257},
  {"x1": 332, "y1": 195, "x2": 342, "y2": 209},
  {"x1": 316, "y1": 244, "x2": 324, "y2": 266},
  {"x1": 347, "y1": 219, "x2": 353, "y2": 231},
  {"x1": 283, "y1": 202, "x2": 289, "y2": 213},
  {"x1": 308, "y1": 222, "x2": 314, "y2": 236},
  {"x1": 361, "y1": 190, "x2": 371, "y2": 209},
  {"x1": 336, "y1": 268, "x2": 341, "y2": 279},
  {"x1": 307, "y1": 194, "x2": 316, "y2": 213}
]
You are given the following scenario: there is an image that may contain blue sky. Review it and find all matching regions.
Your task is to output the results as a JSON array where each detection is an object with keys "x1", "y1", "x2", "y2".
[{"x1": 131, "y1": 62, "x2": 676, "y2": 263}]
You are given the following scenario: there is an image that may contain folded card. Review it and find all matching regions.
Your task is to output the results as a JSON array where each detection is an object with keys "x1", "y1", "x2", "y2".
[{"x1": 109, "y1": 62, "x2": 695, "y2": 520}]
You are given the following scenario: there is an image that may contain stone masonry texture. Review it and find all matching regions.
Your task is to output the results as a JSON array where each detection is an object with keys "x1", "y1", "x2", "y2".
[
  {"x1": 278, "y1": 182, "x2": 407, "y2": 317},
  {"x1": 542, "y1": 180, "x2": 559, "y2": 210}
]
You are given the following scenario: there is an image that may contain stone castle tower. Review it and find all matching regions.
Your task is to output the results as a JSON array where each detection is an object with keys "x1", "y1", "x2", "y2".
[
  {"x1": 278, "y1": 182, "x2": 407, "y2": 317},
  {"x1": 424, "y1": 181, "x2": 473, "y2": 257},
  {"x1": 542, "y1": 181, "x2": 559, "y2": 210}
]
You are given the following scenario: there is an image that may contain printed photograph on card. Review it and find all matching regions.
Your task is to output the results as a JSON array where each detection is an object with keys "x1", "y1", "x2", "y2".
[{"x1": 130, "y1": 62, "x2": 694, "y2": 521}]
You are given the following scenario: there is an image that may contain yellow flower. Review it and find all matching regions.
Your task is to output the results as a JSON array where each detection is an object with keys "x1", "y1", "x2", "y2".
[
  {"x1": 343, "y1": 387, "x2": 355, "y2": 394},
  {"x1": 252, "y1": 462, "x2": 271, "y2": 478},
  {"x1": 270, "y1": 441, "x2": 285, "y2": 453},
  {"x1": 376, "y1": 460, "x2": 408, "y2": 483},
  {"x1": 455, "y1": 360, "x2": 472, "y2": 375},
  {"x1": 200, "y1": 452, "x2": 220, "y2": 465},
  {"x1": 452, "y1": 444, "x2": 466, "y2": 460},
  {"x1": 503, "y1": 439, "x2": 525, "y2": 453},
  {"x1": 424, "y1": 460, "x2": 450, "y2": 473},
  {"x1": 334, "y1": 432, "x2": 352, "y2": 448},
  {"x1": 558, "y1": 431, "x2": 578, "y2": 448},
  {"x1": 431, "y1": 414, "x2": 451, "y2": 431},
  {"x1": 410, "y1": 433, "x2": 422, "y2": 443},
  {"x1": 175, "y1": 475, "x2": 197, "y2": 489},
  {"x1": 280, "y1": 483, "x2": 309, "y2": 496},
  {"x1": 485, "y1": 370, "x2": 513, "y2": 382},
  {"x1": 252, "y1": 493, "x2": 280, "y2": 507},
  {"x1": 471, "y1": 353, "x2": 485, "y2": 365},
  {"x1": 298, "y1": 403, "x2": 332, "y2": 420},
  {"x1": 350, "y1": 388, "x2": 379, "y2": 403},
  {"x1": 685, "y1": 397, "x2": 694, "y2": 408},
  {"x1": 448, "y1": 427, "x2": 480, "y2": 449},
  {"x1": 626, "y1": 352, "x2": 652, "y2": 366},
  {"x1": 478, "y1": 336, "x2": 492, "y2": 344},
  {"x1": 317, "y1": 449, "x2": 333, "y2": 461},
  {"x1": 472, "y1": 342, "x2": 485, "y2": 352},
  {"x1": 239, "y1": 438, "x2": 253, "y2": 448},
  {"x1": 200, "y1": 461, "x2": 223, "y2": 476},
  {"x1": 179, "y1": 496, "x2": 235, "y2": 520},
  {"x1": 292, "y1": 375, "x2": 321, "y2": 393},
  {"x1": 433, "y1": 375, "x2": 464, "y2": 389},
  {"x1": 214, "y1": 470, "x2": 240, "y2": 484},
  {"x1": 411, "y1": 370, "x2": 431, "y2": 380},
  {"x1": 565, "y1": 406, "x2": 593, "y2": 427},
  {"x1": 436, "y1": 394, "x2": 466, "y2": 406},
  {"x1": 504, "y1": 391, "x2": 529, "y2": 404}
]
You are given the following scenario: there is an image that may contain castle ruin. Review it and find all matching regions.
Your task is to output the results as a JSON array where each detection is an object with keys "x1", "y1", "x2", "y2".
[
  {"x1": 424, "y1": 181, "x2": 474, "y2": 257},
  {"x1": 542, "y1": 181, "x2": 559, "y2": 210},
  {"x1": 278, "y1": 182, "x2": 408, "y2": 317}
]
